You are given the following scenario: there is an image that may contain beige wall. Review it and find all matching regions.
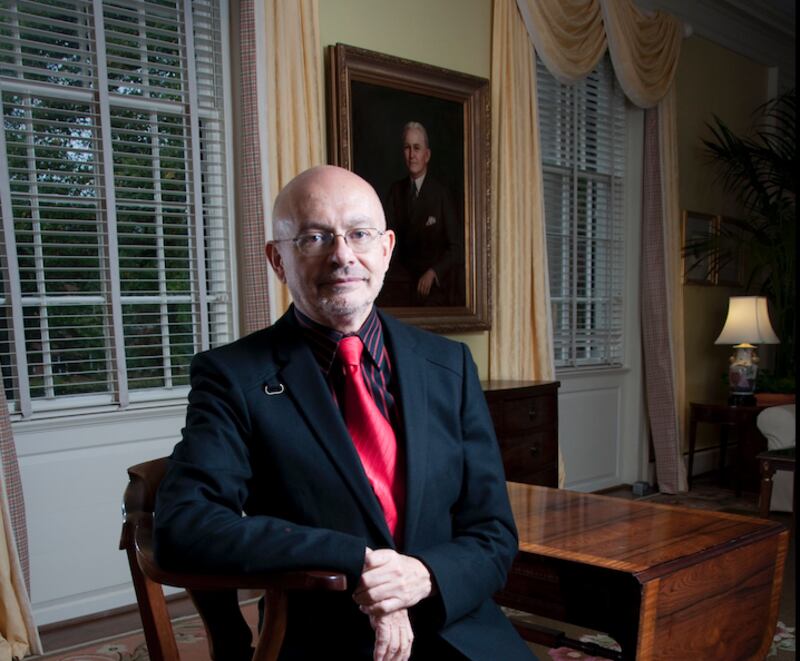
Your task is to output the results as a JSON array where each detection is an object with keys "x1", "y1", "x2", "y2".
[
  {"x1": 319, "y1": 0, "x2": 491, "y2": 79},
  {"x1": 675, "y1": 35, "x2": 769, "y2": 450},
  {"x1": 318, "y1": 0, "x2": 492, "y2": 376}
]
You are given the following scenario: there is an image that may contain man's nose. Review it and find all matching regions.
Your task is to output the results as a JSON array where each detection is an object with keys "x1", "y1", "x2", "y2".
[{"x1": 328, "y1": 233, "x2": 357, "y2": 265}]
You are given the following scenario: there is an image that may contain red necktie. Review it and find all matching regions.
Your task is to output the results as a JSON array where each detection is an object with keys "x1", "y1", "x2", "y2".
[{"x1": 338, "y1": 336, "x2": 403, "y2": 539}]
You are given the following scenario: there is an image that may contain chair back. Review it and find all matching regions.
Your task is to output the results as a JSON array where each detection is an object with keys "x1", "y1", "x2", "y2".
[
  {"x1": 120, "y1": 457, "x2": 347, "y2": 661},
  {"x1": 120, "y1": 457, "x2": 168, "y2": 552}
]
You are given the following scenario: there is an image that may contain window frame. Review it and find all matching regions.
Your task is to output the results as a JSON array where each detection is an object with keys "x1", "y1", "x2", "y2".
[
  {"x1": 0, "y1": 0, "x2": 237, "y2": 420},
  {"x1": 537, "y1": 54, "x2": 626, "y2": 372}
]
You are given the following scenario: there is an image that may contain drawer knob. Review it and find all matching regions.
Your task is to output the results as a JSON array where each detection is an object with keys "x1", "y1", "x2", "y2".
[
  {"x1": 528, "y1": 407, "x2": 538, "y2": 419},
  {"x1": 529, "y1": 445, "x2": 539, "y2": 456}
]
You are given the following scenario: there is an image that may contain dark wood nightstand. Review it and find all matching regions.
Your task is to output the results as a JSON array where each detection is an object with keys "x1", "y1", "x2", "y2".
[
  {"x1": 688, "y1": 401, "x2": 769, "y2": 494},
  {"x1": 482, "y1": 380, "x2": 560, "y2": 487}
]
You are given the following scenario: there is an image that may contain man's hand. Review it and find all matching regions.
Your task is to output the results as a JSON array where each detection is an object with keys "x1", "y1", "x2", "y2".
[
  {"x1": 355, "y1": 548, "x2": 433, "y2": 616},
  {"x1": 416, "y1": 269, "x2": 438, "y2": 297},
  {"x1": 370, "y1": 609, "x2": 414, "y2": 661}
]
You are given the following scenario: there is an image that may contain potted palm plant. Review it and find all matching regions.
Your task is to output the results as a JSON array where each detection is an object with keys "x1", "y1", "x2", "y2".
[{"x1": 694, "y1": 89, "x2": 795, "y2": 395}]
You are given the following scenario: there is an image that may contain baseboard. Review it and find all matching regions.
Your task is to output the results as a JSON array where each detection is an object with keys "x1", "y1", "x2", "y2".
[
  {"x1": 592, "y1": 483, "x2": 633, "y2": 495},
  {"x1": 685, "y1": 446, "x2": 726, "y2": 478},
  {"x1": 39, "y1": 590, "x2": 192, "y2": 634},
  {"x1": 38, "y1": 589, "x2": 262, "y2": 653},
  {"x1": 38, "y1": 591, "x2": 195, "y2": 652}
]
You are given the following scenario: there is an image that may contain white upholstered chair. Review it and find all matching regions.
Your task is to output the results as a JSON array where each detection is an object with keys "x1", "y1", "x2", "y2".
[{"x1": 756, "y1": 404, "x2": 795, "y2": 512}]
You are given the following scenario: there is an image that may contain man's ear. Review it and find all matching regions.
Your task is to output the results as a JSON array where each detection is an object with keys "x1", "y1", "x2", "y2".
[
  {"x1": 382, "y1": 230, "x2": 396, "y2": 264},
  {"x1": 265, "y1": 243, "x2": 287, "y2": 283}
]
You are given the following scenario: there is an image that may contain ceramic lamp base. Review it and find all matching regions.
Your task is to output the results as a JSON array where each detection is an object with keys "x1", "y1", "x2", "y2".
[
  {"x1": 728, "y1": 344, "x2": 758, "y2": 399},
  {"x1": 728, "y1": 393, "x2": 757, "y2": 407}
]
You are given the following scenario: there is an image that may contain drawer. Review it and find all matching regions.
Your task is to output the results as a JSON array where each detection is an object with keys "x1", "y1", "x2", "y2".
[
  {"x1": 523, "y1": 463, "x2": 558, "y2": 488},
  {"x1": 499, "y1": 431, "x2": 557, "y2": 483},
  {"x1": 502, "y1": 395, "x2": 557, "y2": 433},
  {"x1": 486, "y1": 400, "x2": 503, "y2": 431},
  {"x1": 504, "y1": 459, "x2": 557, "y2": 487}
]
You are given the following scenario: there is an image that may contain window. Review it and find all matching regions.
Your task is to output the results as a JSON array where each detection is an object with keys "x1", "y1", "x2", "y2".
[
  {"x1": 537, "y1": 54, "x2": 625, "y2": 369},
  {"x1": 0, "y1": 0, "x2": 233, "y2": 418}
]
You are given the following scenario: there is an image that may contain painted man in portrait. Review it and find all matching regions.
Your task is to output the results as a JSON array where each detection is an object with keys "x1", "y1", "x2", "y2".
[{"x1": 382, "y1": 122, "x2": 461, "y2": 307}]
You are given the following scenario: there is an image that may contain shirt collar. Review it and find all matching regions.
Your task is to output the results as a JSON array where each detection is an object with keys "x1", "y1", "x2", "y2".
[{"x1": 292, "y1": 305, "x2": 385, "y2": 374}]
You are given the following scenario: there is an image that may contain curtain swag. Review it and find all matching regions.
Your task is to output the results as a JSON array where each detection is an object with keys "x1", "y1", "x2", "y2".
[{"x1": 516, "y1": 0, "x2": 682, "y2": 107}]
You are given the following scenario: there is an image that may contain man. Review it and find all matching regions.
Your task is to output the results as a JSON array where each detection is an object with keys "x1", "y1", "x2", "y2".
[
  {"x1": 154, "y1": 165, "x2": 534, "y2": 660},
  {"x1": 384, "y1": 122, "x2": 461, "y2": 306}
]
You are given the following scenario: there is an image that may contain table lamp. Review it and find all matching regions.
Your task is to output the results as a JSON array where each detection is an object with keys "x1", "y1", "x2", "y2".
[{"x1": 714, "y1": 296, "x2": 780, "y2": 406}]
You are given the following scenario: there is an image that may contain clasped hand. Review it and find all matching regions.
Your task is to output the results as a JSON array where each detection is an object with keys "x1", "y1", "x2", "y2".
[
  {"x1": 356, "y1": 548, "x2": 433, "y2": 661},
  {"x1": 416, "y1": 269, "x2": 438, "y2": 297}
]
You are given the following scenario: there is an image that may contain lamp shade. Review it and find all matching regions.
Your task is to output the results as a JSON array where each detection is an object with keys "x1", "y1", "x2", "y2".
[{"x1": 714, "y1": 296, "x2": 780, "y2": 345}]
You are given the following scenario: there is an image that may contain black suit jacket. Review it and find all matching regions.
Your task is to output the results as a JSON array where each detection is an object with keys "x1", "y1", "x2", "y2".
[{"x1": 154, "y1": 309, "x2": 534, "y2": 660}]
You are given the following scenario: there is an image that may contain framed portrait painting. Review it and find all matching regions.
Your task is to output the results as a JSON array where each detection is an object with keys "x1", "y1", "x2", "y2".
[{"x1": 327, "y1": 43, "x2": 491, "y2": 333}]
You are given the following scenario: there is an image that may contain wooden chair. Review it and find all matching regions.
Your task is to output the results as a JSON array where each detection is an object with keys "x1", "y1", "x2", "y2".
[{"x1": 119, "y1": 457, "x2": 348, "y2": 661}]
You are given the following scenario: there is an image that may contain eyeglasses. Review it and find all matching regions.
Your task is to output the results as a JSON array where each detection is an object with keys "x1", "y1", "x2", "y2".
[{"x1": 272, "y1": 227, "x2": 385, "y2": 256}]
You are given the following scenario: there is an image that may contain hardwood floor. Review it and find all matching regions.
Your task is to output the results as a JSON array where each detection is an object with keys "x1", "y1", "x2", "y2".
[{"x1": 38, "y1": 593, "x2": 199, "y2": 652}]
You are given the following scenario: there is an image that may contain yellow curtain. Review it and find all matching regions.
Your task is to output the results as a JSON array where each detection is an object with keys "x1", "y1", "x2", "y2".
[
  {"x1": 515, "y1": 0, "x2": 682, "y2": 100},
  {"x1": 490, "y1": 0, "x2": 555, "y2": 383},
  {"x1": 0, "y1": 495, "x2": 37, "y2": 661},
  {"x1": 0, "y1": 386, "x2": 40, "y2": 659},
  {"x1": 494, "y1": 0, "x2": 686, "y2": 490},
  {"x1": 600, "y1": 0, "x2": 682, "y2": 108},
  {"x1": 515, "y1": 0, "x2": 606, "y2": 83},
  {"x1": 263, "y1": 0, "x2": 326, "y2": 317}
]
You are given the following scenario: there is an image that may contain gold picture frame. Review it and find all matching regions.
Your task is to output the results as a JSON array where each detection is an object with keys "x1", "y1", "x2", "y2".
[{"x1": 327, "y1": 43, "x2": 491, "y2": 333}]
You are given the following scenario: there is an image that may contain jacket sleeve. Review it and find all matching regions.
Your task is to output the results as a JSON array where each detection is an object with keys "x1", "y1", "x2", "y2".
[
  {"x1": 153, "y1": 349, "x2": 367, "y2": 586},
  {"x1": 414, "y1": 344, "x2": 519, "y2": 627}
]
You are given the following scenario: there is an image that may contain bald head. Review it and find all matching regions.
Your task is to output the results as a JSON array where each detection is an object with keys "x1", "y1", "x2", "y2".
[{"x1": 272, "y1": 165, "x2": 386, "y2": 239}]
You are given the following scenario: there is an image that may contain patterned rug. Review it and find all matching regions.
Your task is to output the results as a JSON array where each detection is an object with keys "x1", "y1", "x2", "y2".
[
  {"x1": 38, "y1": 605, "x2": 794, "y2": 661},
  {"x1": 543, "y1": 623, "x2": 795, "y2": 660},
  {"x1": 35, "y1": 603, "x2": 259, "y2": 661},
  {"x1": 637, "y1": 480, "x2": 762, "y2": 515}
]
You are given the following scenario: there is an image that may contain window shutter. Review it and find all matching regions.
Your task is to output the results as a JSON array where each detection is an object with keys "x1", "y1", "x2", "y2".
[
  {"x1": 538, "y1": 55, "x2": 625, "y2": 369},
  {"x1": 0, "y1": 0, "x2": 232, "y2": 417}
]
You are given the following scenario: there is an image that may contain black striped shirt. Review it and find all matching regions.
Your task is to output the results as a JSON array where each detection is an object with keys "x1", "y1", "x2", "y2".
[{"x1": 292, "y1": 306, "x2": 399, "y2": 427}]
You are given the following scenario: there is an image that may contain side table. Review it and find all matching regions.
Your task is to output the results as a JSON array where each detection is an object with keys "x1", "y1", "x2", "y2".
[
  {"x1": 756, "y1": 447, "x2": 796, "y2": 517},
  {"x1": 688, "y1": 401, "x2": 768, "y2": 493},
  {"x1": 482, "y1": 380, "x2": 560, "y2": 487}
]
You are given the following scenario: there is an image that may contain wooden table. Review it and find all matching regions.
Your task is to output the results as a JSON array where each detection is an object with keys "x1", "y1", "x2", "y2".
[
  {"x1": 757, "y1": 447, "x2": 796, "y2": 517},
  {"x1": 498, "y1": 483, "x2": 788, "y2": 660},
  {"x1": 687, "y1": 401, "x2": 767, "y2": 493}
]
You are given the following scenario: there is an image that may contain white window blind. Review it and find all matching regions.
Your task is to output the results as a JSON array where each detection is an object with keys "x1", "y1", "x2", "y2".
[
  {"x1": 537, "y1": 54, "x2": 625, "y2": 369},
  {"x1": 0, "y1": 0, "x2": 232, "y2": 418}
]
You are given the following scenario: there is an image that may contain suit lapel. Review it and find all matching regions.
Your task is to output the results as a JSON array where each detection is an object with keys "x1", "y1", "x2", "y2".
[
  {"x1": 268, "y1": 315, "x2": 392, "y2": 544},
  {"x1": 381, "y1": 313, "x2": 428, "y2": 547}
]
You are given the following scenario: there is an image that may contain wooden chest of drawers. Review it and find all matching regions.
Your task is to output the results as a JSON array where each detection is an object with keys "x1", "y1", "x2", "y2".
[{"x1": 481, "y1": 380, "x2": 560, "y2": 487}]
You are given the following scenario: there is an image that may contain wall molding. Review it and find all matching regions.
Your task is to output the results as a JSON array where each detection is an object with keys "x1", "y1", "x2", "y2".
[{"x1": 639, "y1": 0, "x2": 795, "y2": 91}]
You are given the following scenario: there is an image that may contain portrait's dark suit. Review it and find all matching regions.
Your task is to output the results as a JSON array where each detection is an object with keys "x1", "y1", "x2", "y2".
[
  {"x1": 154, "y1": 308, "x2": 534, "y2": 660},
  {"x1": 383, "y1": 175, "x2": 462, "y2": 306}
]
